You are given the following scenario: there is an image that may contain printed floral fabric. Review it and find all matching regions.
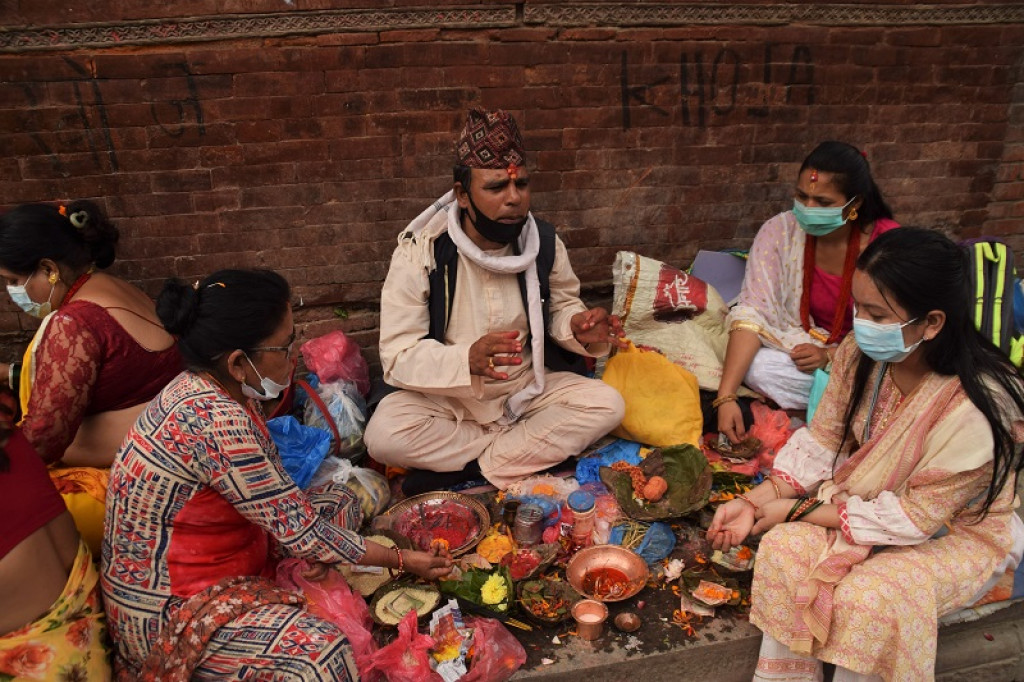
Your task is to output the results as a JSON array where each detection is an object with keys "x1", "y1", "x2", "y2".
[
  {"x1": 0, "y1": 541, "x2": 111, "y2": 681},
  {"x1": 753, "y1": 335, "x2": 1021, "y2": 678}
]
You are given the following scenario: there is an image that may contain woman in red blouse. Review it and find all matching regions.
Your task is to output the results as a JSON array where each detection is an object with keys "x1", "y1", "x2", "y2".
[{"x1": 0, "y1": 201, "x2": 183, "y2": 553}]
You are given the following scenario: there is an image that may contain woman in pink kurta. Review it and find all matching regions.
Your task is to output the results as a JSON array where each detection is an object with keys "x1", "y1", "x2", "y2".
[
  {"x1": 717, "y1": 142, "x2": 898, "y2": 442},
  {"x1": 709, "y1": 228, "x2": 1024, "y2": 681}
]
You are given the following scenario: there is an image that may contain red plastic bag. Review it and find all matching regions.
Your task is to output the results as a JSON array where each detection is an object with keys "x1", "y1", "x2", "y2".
[
  {"x1": 276, "y1": 559, "x2": 380, "y2": 681},
  {"x1": 301, "y1": 331, "x2": 371, "y2": 397},
  {"x1": 747, "y1": 401, "x2": 797, "y2": 470},
  {"x1": 368, "y1": 610, "x2": 443, "y2": 682},
  {"x1": 460, "y1": 617, "x2": 527, "y2": 682}
]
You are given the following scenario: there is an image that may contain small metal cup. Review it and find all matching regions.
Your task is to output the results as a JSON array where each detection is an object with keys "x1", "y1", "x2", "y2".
[
  {"x1": 571, "y1": 599, "x2": 608, "y2": 641},
  {"x1": 502, "y1": 500, "x2": 521, "y2": 531}
]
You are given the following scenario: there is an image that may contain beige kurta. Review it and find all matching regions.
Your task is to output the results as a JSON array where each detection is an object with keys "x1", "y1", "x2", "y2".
[
  {"x1": 365, "y1": 210, "x2": 624, "y2": 488},
  {"x1": 750, "y1": 336, "x2": 1022, "y2": 680}
]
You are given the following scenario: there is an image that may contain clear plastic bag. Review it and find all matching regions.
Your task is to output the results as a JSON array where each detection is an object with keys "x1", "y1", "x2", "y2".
[
  {"x1": 304, "y1": 379, "x2": 368, "y2": 461},
  {"x1": 301, "y1": 330, "x2": 371, "y2": 397},
  {"x1": 275, "y1": 558, "x2": 380, "y2": 681},
  {"x1": 310, "y1": 457, "x2": 391, "y2": 519}
]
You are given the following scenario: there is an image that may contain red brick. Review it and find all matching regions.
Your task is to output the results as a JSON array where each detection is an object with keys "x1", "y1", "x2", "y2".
[
  {"x1": 194, "y1": 189, "x2": 241, "y2": 213},
  {"x1": 497, "y1": 28, "x2": 557, "y2": 43},
  {"x1": 233, "y1": 71, "x2": 323, "y2": 97},
  {"x1": 314, "y1": 33, "x2": 380, "y2": 47},
  {"x1": 380, "y1": 29, "x2": 440, "y2": 44},
  {"x1": 148, "y1": 122, "x2": 234, "y2": 149},
  {"x1": 205, "y1": 96, "x2": 312, "y2": 121},
  {"x1": 559, "y1": 28, "x2": 618, "y2": 42},
  {"x1": 150, "y1": 170, "x2": 212, "y2": 193},
  {"x1": 240, "y1": 184, "x2": 323, "y2": 209}
]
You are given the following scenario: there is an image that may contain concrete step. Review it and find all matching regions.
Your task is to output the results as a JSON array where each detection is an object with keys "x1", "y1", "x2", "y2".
[{"x1": 512, "y1": 600, "x2": 1024, "y2": 681}]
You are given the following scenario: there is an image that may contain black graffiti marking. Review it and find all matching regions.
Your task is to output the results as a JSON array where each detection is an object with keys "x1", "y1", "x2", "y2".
[
  {"x1": 63, "y1": 57, "x2": 119, "y2": 172},
  {"x1": 623, "y1": 44, "x2": 816, "y2": 130},
  {"x1": 746, "y1": 43, "x2": 775, "y2": 118},
  {"x1": 711, "y1": 48, "x2": 740, "y2": 116},
  {"x1": 621, "y1": 51, "x2": 672, "y2": 131},
  {"x1": 149, "y1": 62, "x2": 206, "y2": 138},
  {"x1": 786, "y1": 46, "x2": 815, "y2": 105}
]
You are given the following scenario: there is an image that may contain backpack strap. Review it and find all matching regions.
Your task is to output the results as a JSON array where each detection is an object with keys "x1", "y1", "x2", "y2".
[
  {"x1": 531, "y1": 219, "x2": 587, "y2": 375},
  {"x1": 427, "y1": 232, "x2": 459, "y2": 343},
  {"x1": 971, "y1": 241, "x2": 1014, "y2": 353},
  {"x1": 428, "y1": 220, "x2": 587, "y2": 375}
]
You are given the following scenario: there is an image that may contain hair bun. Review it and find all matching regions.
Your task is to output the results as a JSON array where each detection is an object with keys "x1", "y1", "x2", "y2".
[
  {"x1": 65, "y1": 199, "x2": 119, "y2": 269},
  {"x1": 156, "y1": 278, "x2": 201, "y2": 337}
]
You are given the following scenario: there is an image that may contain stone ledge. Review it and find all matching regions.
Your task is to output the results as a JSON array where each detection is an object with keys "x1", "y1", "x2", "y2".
[{"x1": 513, "y1": 600, "x2": 1024, "y2": 681}]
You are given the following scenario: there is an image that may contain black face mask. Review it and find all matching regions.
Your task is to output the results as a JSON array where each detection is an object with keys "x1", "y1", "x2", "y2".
[{"x1": 466, "y1": 194, "x2": 527, "y2": 245}]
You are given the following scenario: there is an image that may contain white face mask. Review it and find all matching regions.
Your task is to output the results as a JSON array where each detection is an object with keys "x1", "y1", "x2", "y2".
[
  {"x1": 240, "y1": 354, "x2": 291, "y2": 401},
  {"x1": 6, "y1": 269, "x2": 55, "y2": 319}
]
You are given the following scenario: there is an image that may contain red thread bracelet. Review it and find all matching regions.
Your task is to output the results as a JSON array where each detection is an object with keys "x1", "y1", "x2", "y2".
[{"x1": 736, "y1": 494, "x2": 759, "y2": 513}]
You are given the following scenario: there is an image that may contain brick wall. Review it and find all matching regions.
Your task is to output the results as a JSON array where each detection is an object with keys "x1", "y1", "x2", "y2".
[{"x1": 1, "y1": 2, "x2": 1022, "y2": 363}]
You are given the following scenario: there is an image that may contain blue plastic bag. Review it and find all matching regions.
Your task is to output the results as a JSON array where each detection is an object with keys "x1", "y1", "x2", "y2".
[
  {"x1": 575, "y1": 439, "x2": 643, "y2": 486},
  {"x1": 609, "y1": 522, "x2": 676, "y2": 565},
  {"x1": 268, "y1": 416, "x2": 332, "y2": 489}
]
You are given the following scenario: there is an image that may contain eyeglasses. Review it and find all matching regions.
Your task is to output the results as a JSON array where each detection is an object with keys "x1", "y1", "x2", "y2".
[{"x1": 252, "y1": 338, "x2": 298, "y2": 358}]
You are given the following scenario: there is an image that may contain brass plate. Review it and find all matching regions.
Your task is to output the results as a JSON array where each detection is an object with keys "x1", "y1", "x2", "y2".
[{"x1": 382, "y1": 491, "x2": 490, "y2": 557}]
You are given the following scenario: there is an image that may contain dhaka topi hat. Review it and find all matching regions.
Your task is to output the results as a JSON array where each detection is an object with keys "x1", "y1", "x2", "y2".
[{"x1": 455, "y1": 108, "x2": 526, "y2": 171}]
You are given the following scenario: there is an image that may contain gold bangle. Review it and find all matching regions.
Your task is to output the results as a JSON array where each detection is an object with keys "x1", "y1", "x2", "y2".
[
  {"x1": 712, "y1": 393, "x2": 738, "y2": 409},
  {"x1": 766, "y1": 476, "x2": 782, "y2": 500}
]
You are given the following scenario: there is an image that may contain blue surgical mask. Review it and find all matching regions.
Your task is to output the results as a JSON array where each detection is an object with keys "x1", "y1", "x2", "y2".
[
  {"x1": 6, "y1": 269, "x2": 55, "y2": 319},
  {"x1": 792, "y1": 197, "x2": 856, "y2": 236},
  {"x1": 852, "y1": 308, "x2": 923, "y2": 363},
  {"x1": 241, "y1": 354, "x2": 291, "y2": 401}
]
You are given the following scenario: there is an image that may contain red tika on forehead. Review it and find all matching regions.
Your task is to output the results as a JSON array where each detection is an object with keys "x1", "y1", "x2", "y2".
[{"x1": 455, "y1": 108, "x2": 526, "y2": 170}]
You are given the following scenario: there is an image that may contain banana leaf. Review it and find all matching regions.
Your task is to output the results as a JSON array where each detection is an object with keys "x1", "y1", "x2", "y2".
[{"x1": 599, "y1": 444, "x2": 712, "y2": 521}]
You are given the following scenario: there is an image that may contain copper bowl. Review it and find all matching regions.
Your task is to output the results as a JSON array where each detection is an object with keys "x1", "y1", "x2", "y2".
[{"x1": 566, "y1": 545, "x2": 649, "y2": 602}]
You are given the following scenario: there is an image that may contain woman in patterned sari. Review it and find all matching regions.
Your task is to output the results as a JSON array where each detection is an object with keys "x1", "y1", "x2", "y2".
[
  {"x1": 709, "y1": 228, "x2": 1024, "y2": 681},
  {"x1": 102, "y1": 269, "x2": 452, "y2": 681}
]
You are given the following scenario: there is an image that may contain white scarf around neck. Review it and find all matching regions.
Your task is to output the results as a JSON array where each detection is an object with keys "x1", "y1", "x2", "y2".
[{"x1": 405, "y1": 191, "x2": 546, "y2": 424}]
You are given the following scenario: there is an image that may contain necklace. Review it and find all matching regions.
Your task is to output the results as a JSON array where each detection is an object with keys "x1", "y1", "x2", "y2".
[
  {"x1": 59, "y1": 271, "x2": 92, "y2": 308},
  {"x1": 800, "y1": 226, "x2": 861, "y2": 345}
]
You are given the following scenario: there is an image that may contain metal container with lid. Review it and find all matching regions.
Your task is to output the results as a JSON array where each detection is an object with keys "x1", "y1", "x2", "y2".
[
  {"x1": 567, "y1": 490, "x2": 595, "y2": 513},
  {"x1": 513, "y1": 503, "x2": 545, "y2": 545},
  {"x1": 567, "y1": 490, "x2": 596, "y2": 548}
]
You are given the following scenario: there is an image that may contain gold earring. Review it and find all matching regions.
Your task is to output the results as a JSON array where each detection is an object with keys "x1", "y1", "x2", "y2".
[
  {"x1": 847, "y1": 208, "x2": 858, "y2": 222},
  {"x1": 47, "y1": 271, "x2": 58, "y2": 285}
]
